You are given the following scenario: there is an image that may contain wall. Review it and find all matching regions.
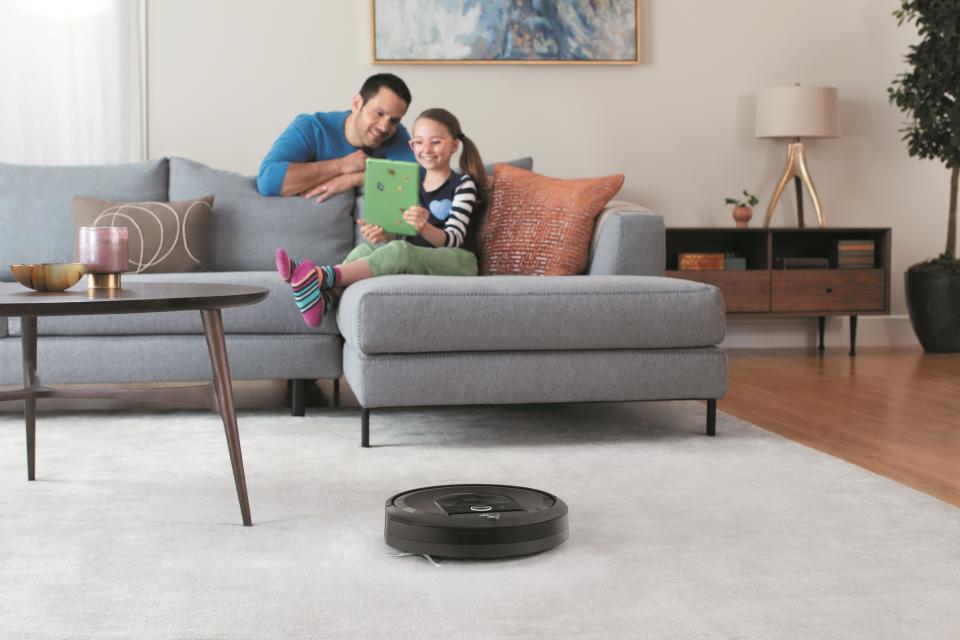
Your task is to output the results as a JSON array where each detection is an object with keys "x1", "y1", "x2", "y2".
[{"x1": 147, "y1": 0, "x2": 940, "y2": 349}]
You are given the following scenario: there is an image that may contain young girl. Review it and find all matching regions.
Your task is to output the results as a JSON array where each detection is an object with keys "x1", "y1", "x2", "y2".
[{"x1": 275, "y1": 108, "x2": 488, "y2": 327}]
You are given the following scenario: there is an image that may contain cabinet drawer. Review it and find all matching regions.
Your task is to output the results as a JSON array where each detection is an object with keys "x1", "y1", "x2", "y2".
[
  {"x1": 666, "y1": 271, "x2": 771, "y2": 312},
  {"x1": 772, "y1": 269, "x2": 885, "y2": 312}
]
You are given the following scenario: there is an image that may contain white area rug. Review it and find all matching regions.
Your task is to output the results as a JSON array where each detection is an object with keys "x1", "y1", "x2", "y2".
[{"x1": 0, "y1": 402, "x2": 957, "y2": 639}]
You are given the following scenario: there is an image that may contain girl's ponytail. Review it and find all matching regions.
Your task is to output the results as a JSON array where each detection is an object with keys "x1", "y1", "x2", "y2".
[{"x1": 457, "y1": 133, "x2": 489, "y2": 200}]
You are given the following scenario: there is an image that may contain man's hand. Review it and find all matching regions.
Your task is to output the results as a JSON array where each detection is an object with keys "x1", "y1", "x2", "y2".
[
  {"x1": 339, "y1": 149, "x2": 368, "y2": 175},
  {"x1": 402, "y1": 206, "x2": 430, "y2": 232},
  {"x1": 357, "y1": 220, "x2": 391, "y2": 244},
  {"x1": 304, "y1": 172, "x2": 363, "y2": 203}
]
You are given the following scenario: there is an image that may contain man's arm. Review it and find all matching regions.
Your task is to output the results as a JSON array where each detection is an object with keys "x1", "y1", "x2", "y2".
[
  {"x1": 257, "y1": 114, "x2": 366, "y2": 197},
  {"x1": 301, "y1": 170, "x2": 365, "y2": 202},
  {"x1": 280, "y1": 156, "x2": 357, "y2": 197}
]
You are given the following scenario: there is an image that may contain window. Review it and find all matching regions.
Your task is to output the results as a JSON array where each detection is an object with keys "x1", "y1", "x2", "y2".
[{"x1": 0, "y1": 0, "x2": 145, "y2": 164}]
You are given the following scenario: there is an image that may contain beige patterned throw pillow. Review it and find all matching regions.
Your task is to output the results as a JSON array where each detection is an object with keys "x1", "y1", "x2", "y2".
[
  {"x1": 73, "y1": 196, "x2": 213, "y2": 273},
  {"x1": 479, "y1": 164, "x2": 624, "y2": 275}
]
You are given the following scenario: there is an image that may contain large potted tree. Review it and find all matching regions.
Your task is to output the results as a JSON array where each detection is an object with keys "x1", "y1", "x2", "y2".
[{"x1": 888, "y1": 0, "x2": 960, "y2": 352}]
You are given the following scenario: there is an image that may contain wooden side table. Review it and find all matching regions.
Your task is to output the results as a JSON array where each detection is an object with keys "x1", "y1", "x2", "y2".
[
  {"x1": 665, "y1": 228, "x2": 891, "y2": 355},
  {"x1": 0, "y1": 282, "x2": 268, "y2": 526}
]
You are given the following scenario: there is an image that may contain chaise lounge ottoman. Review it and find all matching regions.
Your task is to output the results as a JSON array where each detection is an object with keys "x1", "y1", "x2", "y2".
[{"x1": 338, "y1": 272, "x2": 727, "y2": 447}]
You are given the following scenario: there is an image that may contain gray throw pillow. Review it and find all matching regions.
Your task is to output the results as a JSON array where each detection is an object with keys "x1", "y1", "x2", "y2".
[{"x1": 73, "y1": 195, "x2": 213, "y2": 273}]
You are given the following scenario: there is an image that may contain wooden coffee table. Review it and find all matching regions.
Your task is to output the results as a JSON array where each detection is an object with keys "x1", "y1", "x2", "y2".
[{"x1": 0, "y1": 282, "x2": 269, "y2": 526}]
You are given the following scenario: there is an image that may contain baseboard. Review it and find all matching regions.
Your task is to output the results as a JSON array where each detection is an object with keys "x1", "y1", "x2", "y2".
[{"x1": 721, "y1": 315, "x2": 919, "y2": 349}]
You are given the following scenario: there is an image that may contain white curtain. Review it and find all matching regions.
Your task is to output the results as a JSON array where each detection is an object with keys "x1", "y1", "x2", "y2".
[{"x1": 0, "y1": 0, "x2": 145, "y2": 165}]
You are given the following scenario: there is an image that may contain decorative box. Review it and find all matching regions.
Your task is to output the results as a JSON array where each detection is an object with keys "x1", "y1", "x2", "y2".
[{"x1": 679, "y1": 252, "x2": 725, "y2": 270}]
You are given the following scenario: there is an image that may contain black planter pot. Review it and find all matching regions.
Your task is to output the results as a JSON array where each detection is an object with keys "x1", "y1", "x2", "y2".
[{"x1": 905, "y1": 270, "x2": 960, "y2": 352}]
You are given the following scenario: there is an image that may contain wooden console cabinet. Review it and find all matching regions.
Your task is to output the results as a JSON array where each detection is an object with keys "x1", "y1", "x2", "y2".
[{"x1": 665, "y1": 228, "x2": 891, "y2": 355}]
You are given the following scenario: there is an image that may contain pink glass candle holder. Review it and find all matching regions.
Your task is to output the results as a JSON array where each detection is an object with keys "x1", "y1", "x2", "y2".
[{"x1": 79, "y1": 226, "x2": 128, "y2": 289}]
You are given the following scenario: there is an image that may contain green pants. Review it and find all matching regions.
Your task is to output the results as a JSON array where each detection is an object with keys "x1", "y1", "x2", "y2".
[{"x1": 343, "y1": 240, "x2": 478, "y2": 277}]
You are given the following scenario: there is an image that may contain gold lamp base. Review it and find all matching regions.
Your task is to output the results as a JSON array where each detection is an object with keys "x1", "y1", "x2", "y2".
[
  {"x1": 88, "y1": 273, "x2": 122, "y2": 290},
  {"x1": 763, "y1": 140, "x2": 827, "y2": 228}
]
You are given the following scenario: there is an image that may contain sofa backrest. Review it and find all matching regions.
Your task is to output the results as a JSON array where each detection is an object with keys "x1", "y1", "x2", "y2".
[
  {"x1": 167, "y1": 157, "x2": 354, "y2": 271},
  {"x1": 0, "y1": 159, "x2": 168, "y2": 281},
  {"x1": 0, "y1": 155, "x2": 538, "y2": 280}
]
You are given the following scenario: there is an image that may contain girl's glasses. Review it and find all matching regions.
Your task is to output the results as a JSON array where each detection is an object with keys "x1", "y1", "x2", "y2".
[{"x1": 409, "y1": 137, "x2": 453, "y2": 152}]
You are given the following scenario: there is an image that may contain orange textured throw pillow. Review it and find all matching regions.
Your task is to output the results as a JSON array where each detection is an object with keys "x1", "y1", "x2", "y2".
[{"x1": 479, "y1": 164, "x2": 624, "y2": 275}]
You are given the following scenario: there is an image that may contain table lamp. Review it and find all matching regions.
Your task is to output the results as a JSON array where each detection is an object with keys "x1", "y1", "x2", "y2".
[{"x1": 755, "y1": 84, "x2": 839, "y2": 227}]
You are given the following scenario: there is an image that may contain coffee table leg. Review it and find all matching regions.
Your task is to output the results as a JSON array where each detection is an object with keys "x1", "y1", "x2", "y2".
[
  {"x1": 21, "y1": 316, "x2": 37, "y2": 481},
  {"x1": 201, "y1": 309, "x2": 252, "y2": 526}
]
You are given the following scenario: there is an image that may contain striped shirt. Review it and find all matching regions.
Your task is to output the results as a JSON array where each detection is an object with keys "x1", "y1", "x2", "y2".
[{"x1": 407, "y1": 171, "x2": 478, "y2": 249}]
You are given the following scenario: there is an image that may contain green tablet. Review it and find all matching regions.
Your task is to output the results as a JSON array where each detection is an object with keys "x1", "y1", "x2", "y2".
[{"x1": 363, "y1": 158, "x2": 420, "y2": 236}]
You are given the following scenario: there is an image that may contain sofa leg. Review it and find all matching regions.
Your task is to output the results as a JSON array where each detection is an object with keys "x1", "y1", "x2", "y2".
[
  {"x1": 706, "y1": 399, "x2": 716, "y2": 437},
  {"x1": 291, "y1": 379, "x2": 306, "y2": 417},
  {"x1": 333, "y1": 378, "x2": 340, "y2": 408},
  {"x1": 361, "y1": 408, "x2": 370, "y2": 448}
]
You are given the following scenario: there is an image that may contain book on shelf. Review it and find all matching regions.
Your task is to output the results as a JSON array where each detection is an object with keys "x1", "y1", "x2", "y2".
[
  {"x1": 837, "y1": 240, "x2": 875, "y2": 251},
  {"x1": 837, "y1": 238, "x2": 876, "y2": 269},
  {"x1": 838, "y1": 257, "x2": 875, "y2": 268}
]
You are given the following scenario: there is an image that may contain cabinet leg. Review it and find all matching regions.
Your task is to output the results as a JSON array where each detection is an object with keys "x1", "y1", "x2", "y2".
[
  {"x1": 818, "y1": 316, "x2": 825, "y2": 353},
  {"x1": 849, "y1": 315, "x2": 858, "y2": 356}
]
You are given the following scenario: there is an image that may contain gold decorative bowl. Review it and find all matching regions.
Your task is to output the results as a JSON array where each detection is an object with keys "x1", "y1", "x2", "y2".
[{"x1": 10, "y1": 263, "x2": 85, "y2": 292}]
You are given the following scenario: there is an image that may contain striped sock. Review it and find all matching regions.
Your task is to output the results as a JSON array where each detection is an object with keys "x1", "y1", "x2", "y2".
[
  {"x1": 290, "y1": 260, "x2": 337, "y2": 328},
  {"x1": 275, "y1": 247, "x2": 300, "y2": 282},
  {"x1": 317, "y1": 264, "x2": 340, "y2": 290}
]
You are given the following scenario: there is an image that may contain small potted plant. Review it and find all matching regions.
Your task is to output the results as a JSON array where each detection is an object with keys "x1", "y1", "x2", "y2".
[
  {"x1": 724, "y1": 190, "x2": 759, "y2": 228},
  {"x1": 888, "y1": 0, "x2": 960, "y2": 352}
]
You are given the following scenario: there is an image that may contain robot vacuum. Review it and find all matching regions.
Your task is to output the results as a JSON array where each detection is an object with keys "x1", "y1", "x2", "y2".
[{"x1": 384, "y1": 484, "x2": 569, "y2": 559}]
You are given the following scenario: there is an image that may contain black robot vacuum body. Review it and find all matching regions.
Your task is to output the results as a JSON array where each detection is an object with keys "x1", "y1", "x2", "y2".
[{"x1": 385, "y1": 484, "x2": 569, "y2": 559}]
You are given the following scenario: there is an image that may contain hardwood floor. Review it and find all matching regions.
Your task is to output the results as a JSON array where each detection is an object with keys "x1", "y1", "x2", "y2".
[{"x1": 720, "y1": 347, "x2": 960, "y2": 508}]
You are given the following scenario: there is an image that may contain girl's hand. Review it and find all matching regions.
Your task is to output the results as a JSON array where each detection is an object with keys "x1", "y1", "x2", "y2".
[
  {"x1": 402, "y1": 206, "x2": 430, "y2": 232},
  {"x1": 357, "y1": 220, "x2": 389, "y2": 244}
]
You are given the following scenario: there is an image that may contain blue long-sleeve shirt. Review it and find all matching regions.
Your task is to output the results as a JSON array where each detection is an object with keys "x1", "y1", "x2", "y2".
[{"x1": 256, "y1": 110, "x2": 414, "y2": 196}]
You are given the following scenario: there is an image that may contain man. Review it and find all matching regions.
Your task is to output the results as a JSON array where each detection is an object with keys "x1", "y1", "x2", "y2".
[{"x1": 256, "y1": 74, "x2": 415, "y2": 202}]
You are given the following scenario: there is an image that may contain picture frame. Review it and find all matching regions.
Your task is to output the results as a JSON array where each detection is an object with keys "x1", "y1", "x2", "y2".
[{"x1": 371, "y1": 0, "x2": 641, "y2": 65}]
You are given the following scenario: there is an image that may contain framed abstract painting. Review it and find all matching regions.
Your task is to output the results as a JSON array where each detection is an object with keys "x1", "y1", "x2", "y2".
[{"x1": 372, "y1": 0, "x2": 640, "y2": 65}]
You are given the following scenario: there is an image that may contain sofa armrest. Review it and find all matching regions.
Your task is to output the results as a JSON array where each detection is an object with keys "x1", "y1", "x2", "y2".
[{"x1": 587, "y1": 201, "x2": 665, "y2": 276}]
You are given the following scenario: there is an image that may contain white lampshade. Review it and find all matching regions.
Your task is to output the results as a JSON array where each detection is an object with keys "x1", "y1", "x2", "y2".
[{"x1": 755, "y1": 85, "x2": 839, "y2": 139}]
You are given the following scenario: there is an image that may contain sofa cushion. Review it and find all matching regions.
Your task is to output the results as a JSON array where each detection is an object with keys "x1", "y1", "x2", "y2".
[
  {"x1": 0, "y1": 159, "x2": 169, "y2": 281},
  {"x1": 337, "y1": 274, "x2": 725, "y2": 354},
  {"x1": 73, "y1": 195, "x2": 213, "y2": 273},
  {"x1": 167, "y1": 157, "x2": 354, "y2": 272},
  {"x1": 7, "y1": 271, "x2": 340, "y2": 337},
  {"x1": 479, "y1": 164, "x2": 624, "y2": 276}
]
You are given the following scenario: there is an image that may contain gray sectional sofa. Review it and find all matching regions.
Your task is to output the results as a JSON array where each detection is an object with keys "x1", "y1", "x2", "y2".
[{"x1": 0, "y1": 157, "x2": 727, "y2": 444}]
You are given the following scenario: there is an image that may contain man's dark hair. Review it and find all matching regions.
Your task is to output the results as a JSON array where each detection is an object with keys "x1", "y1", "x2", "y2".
[{"x1": 358, "y1": 73, "x2": 411, "y2": 107}]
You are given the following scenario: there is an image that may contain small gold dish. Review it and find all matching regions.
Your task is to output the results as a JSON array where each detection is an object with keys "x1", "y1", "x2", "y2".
[{"x1": 10, "y1": 263, "x2": 86, "y2": 292}]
